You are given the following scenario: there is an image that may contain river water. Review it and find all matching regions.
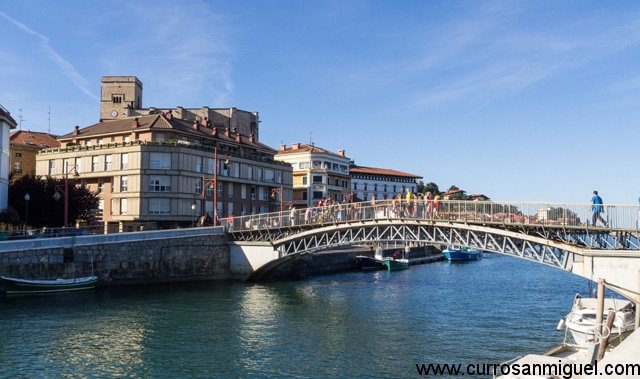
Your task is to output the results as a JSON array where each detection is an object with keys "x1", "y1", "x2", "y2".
[{"x1": 0, "y1": 253, "x2": 590, "y2": 378}]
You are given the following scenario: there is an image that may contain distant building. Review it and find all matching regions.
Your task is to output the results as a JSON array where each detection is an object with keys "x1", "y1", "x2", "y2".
[
  {"x1": 275, "y1": 143, "x2": 351, "y2": 207},
  {"x1": 349, "y1": 164, "x2": 422, "y2": 201},
  {"x1": 10, "y1": 130, "x2": 60, "y2": 180},
  {"x1": 36, "y1": 76, "x2": 292, "y2": 229},
  {"x1": 0, "y1": 105, "x2": 17, "y2": 209}
]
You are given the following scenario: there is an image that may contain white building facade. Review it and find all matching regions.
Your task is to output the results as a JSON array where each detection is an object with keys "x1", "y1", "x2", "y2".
[
  {"x1": 0, "y1": 105, "x2": 18, "y2": 210},
  {"x1": 349, "y1": 165, "x2": 422, "y2": 201}
]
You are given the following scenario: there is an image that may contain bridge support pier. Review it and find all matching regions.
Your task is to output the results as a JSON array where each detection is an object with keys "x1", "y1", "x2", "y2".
[{"x1": 229, "y1": 242, "x2": 279, "y2": 280}]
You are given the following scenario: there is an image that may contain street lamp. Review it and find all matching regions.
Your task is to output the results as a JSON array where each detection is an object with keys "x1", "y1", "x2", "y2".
[
  {"x1": 24, "y1": 193, "x2": 30, "y2": 227},
  {"x1": 202, "y1": 147, "x2": 230, "y2": 226},
  {"x1": 191, "y1": 199, "x2": 197, "y2": 227},
  {"x1": 53, "y1": 162, "x2": 80, "y2": 228},
  {"x1": 271, "y1": 185, "x2": 284, "y2": 212}
]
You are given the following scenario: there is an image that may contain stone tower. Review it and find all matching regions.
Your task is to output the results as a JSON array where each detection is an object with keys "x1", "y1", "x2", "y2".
[{"x1": 100, "y1": 76, "x2": 143, "y2": 121}]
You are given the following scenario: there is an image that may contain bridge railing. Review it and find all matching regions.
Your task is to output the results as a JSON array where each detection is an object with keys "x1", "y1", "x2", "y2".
[{"x1": 226, "y1": 200, "x2": 640, "y2": 232}]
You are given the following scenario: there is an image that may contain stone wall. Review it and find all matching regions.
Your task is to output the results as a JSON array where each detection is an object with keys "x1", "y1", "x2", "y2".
[{"x1": 0, "y1": 228, "x2": 231, "y2": 290}]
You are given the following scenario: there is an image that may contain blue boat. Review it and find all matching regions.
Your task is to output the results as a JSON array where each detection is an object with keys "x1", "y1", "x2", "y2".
[{"x1": 442, "y1": 246, "x2": 483, "y2": 262}]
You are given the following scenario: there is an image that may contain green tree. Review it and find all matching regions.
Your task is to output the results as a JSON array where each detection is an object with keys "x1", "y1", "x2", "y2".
[
  {"x1": 8, "y1": 175, "x2": 99, "y2": 228},
  {"x1": 0, "y1": 206, "x2": 21, "y2": 226},
  {"x1": 424, "y1": 182, "x2": 440, "y2": 196},
  {"x1": 446, "y1": 185, "x2": 467, "y2": 200}
]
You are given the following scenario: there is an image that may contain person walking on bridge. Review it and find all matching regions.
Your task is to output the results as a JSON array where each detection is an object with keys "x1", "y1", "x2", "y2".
[{"x1": 591, "y1": 191, "x2": 608, "y2": 227}]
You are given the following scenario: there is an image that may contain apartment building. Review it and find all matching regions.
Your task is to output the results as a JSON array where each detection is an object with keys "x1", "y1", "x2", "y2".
[
  {"x1": 349, "y1": 164, "x2": 422, "y2": 201},
  {"x1": 35, "y1": 76, "x2": 292, "y2": 229},
  {"x1": 10, "y1": 130, "x2": 60, "y2": 180},
  {"x1": 275, "y1": 143, "x2": 350, "y2": 207}
]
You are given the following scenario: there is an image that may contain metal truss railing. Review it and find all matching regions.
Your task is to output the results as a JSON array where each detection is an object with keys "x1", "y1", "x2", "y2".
[{"x1": 231, "y1": 200, "x2": 640, "y2": 281}]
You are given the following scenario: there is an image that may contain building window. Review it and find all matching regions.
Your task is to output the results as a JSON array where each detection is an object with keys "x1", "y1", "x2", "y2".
[
  {"x1": 313, "y1": 175, "x2": 323, "y2": 184},
  {"x1": 241, "y1": 184, "x2": 247, "y2": 199},
  {"x1": 149, "y1": 198, "x2": 171, "y2": 215},
  {"x1": 150, "y1": 152, "x2": 171, "y2": 169},
  {"x1": 302, "y1": 176, "x2": 307, "y2": 185},
  {"x1": 257, "y1": 168, "x2": 263, "y2": 181},
  {"x1": 120, "y1": 198, "x2": 128, "y2": 214},
  {"x1": 342, "y1": 180, "x2": 348, "y2": 188},
  {"x1": 92, "y1": 156, "x2": 99, "y2": 172},
  {"x1": 251, "y1": 186, "x2": 256, "y2": 200},
  {"x1": 195, "y1": 156, "x2": 203, "y2": 173},
  {"x1": 207, "y1": 158, "x2": 214, "y2": 174},
  {"x1": 300, "y1": 162, "x2": 310, "y2": 169},
  {"x1": 15, "y1": 152, "x2": 22, "y2": 158},
  {"x1": 98, "y1": 182, "x2": 105, "y2": 194},
  {"x1": 195, "y1": 179, "x2": 202, "y2": 195},
  {"x1": 228, "y1": 183, "x2": 234, "y2": 198},
  {"x1": 205, "y1": 181, "x2": 214, "y2": 196},
  {"x1": 49, "y1": 160, "x2": 55, "y2": 175},
  {"x1": 13, "y1": 162, "x2": 22, "y2": 173},
  {"x1": 265, "y1": 170, "x2": 274, "y2": 183},
  {"x1": 105, "y1": 155, "x2": 112, "y2": 171},
  {"x1": 217, "y1": 183, "x2": 223, "y2": 198},
  {"x1": 247, "y1": 166, "x2": 253, "y2": 180},
  {"x1": 334, "y1": 178, "x2": 339, "y2": 186},
  {"x1": 121, "y1": 153, "x2": 128, "y2": 170},
  {"x1": 312, "y1": 191, "x2": 323, "y2": 200},
  {"x1": 149, "y1": 176, "x2": 171, "y2": 192},
  {"x1": 120, "y1": 176, "x2": 128, "y2": 192},
  {"x1": 112, "y1": 94, "x2": 123, "y2": 104},
  {"x1": 260, "y1": 187, "x2": 269, "y2": 201}
]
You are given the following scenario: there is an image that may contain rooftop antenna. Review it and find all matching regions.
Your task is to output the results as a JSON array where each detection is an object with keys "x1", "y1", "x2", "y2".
[
  {"x1": 48, "y1": 107, "x2": 51, "y2": 134},
  {"x1": 18, "y1": 108, "x2": 25, "y2": 130},
  {"x1": 310, "y1": 131, "x2": 313, "y2": 145}
]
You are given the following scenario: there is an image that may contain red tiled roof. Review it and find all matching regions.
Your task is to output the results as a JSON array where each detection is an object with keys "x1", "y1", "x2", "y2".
[
  {"x1": 349, "y1": 165, "x2": 422, "y2": 179},
  {"x1": 277, "y1": 143, "x2": 348, "y2": 159},
  {"x1": 57, "y1": 114, "x2": 275, "y2": 152},
  {"x1": 10, "y1": 130, "x2": 61, "y2": 149}
]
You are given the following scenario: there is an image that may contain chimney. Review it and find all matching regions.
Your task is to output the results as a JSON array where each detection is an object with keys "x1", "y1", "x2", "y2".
[
  {"x1": 201, "y1": 117, "x2": 209, "y2": 127},
  {"x1": 292, "y1": 142, "x2": 300, "y2": 150},
  {"x1": 280, "y1": 144, "x2": 286, "y2": 151},
  {"x1": 131, "y1": 118, "x2": 140, "y2": 128},
  {"x1": 231, "y1": 127, "x2": 237, "y2": 134},
  {"x1": 236, "y1": 134, "x2": 242, "y2": 142},
  {"x1": 212, "y1": 127, "x2": 218, "y2": 137},
  {"x1": 338, "y1": 150, "x2": 345, "y2": 157},
  {"x1": 225, "y1": 127, "x2": 230, "y2": 137},
  {"x1": 249, "y1": 133, "x2": 255, "y2": 143},
  {"x1": 73, "y1": 125, "x2": 80, "y2": 135},
  {"x1": 164, "y1": 110, "x2": 173, "y2": 120},
  {"x1": 192, "y1": 119, "x2": 198, "y2": 130}
]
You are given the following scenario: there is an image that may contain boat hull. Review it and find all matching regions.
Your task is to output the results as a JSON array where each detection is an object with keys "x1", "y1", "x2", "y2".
[
  {"x1": 442, "y1": 248, "x2": 482, "y2": 261},
  {"x1": 1, "y1": 276, "x2": 98, "y2": 294},
  {"x1": 356, "y1": 256, "x2": 386, "y2": 270},
  {"x1": 383, "y1": 259, "x2": 409, "y2": 270}
]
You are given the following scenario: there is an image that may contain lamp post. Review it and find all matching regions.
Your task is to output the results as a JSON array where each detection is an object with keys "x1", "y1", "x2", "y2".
[
  {"x1": 24, "y1": 193, "x2": 30, "y2": 227},
  {"x1": 271, "y1": 185, "x2": 284, "y2": 212},
  {"x1": 191, "y1": 199, "x2": 197, "y2": 227},
  {"x1": 53, "y1": 162, "x2": 80, "y2": 228},
  {"x1": 203, "y1": 147, "x2": 230, "y2": 226}
]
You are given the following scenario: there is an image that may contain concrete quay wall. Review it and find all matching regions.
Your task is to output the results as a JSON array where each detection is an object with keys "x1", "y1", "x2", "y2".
[{"x1": 0, "y1": 227, "x2": 232, "y2": 289}]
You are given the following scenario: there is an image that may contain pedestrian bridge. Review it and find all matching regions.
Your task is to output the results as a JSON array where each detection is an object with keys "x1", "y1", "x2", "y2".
[{"x1": 227, "y1": 200, "x2": 640, "y2": 301}]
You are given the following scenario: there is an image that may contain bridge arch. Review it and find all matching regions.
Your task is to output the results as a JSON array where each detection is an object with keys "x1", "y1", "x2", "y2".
[{"x1": 245, "y1": 219, "x2": 581, "y2": 281}]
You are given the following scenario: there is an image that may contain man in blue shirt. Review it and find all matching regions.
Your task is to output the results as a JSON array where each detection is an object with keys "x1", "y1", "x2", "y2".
[{"x1": 591, "y1": 191, "x2": 608, "y2": 227}]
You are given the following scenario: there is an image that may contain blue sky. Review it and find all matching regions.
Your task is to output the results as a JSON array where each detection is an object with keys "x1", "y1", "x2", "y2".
[{"x1": 2, "y1": 1, "x2": 639, "y2": 205}]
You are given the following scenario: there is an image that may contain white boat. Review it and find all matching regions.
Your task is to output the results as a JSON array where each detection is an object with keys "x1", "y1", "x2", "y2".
[{"x1": 559, "y1": 293, "x2": 635, "y2": 346}]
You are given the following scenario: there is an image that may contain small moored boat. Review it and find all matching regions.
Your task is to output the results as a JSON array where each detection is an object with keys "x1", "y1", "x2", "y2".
[
  {"x1": 559, "y1": 293, "x2": 635, "y2": 346},
  {"x1": 383, "y1": 259, "x2": 409, "y2": 270},
  {"x1": 356, "y1": 245, "x2": 386, "y2": 270},
  {"x1": 1, "y1": 276, "x2": 98, "y2": 295},
  {"x1": 442, "y1": 246, "x2": 483, "y2": 261}
]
